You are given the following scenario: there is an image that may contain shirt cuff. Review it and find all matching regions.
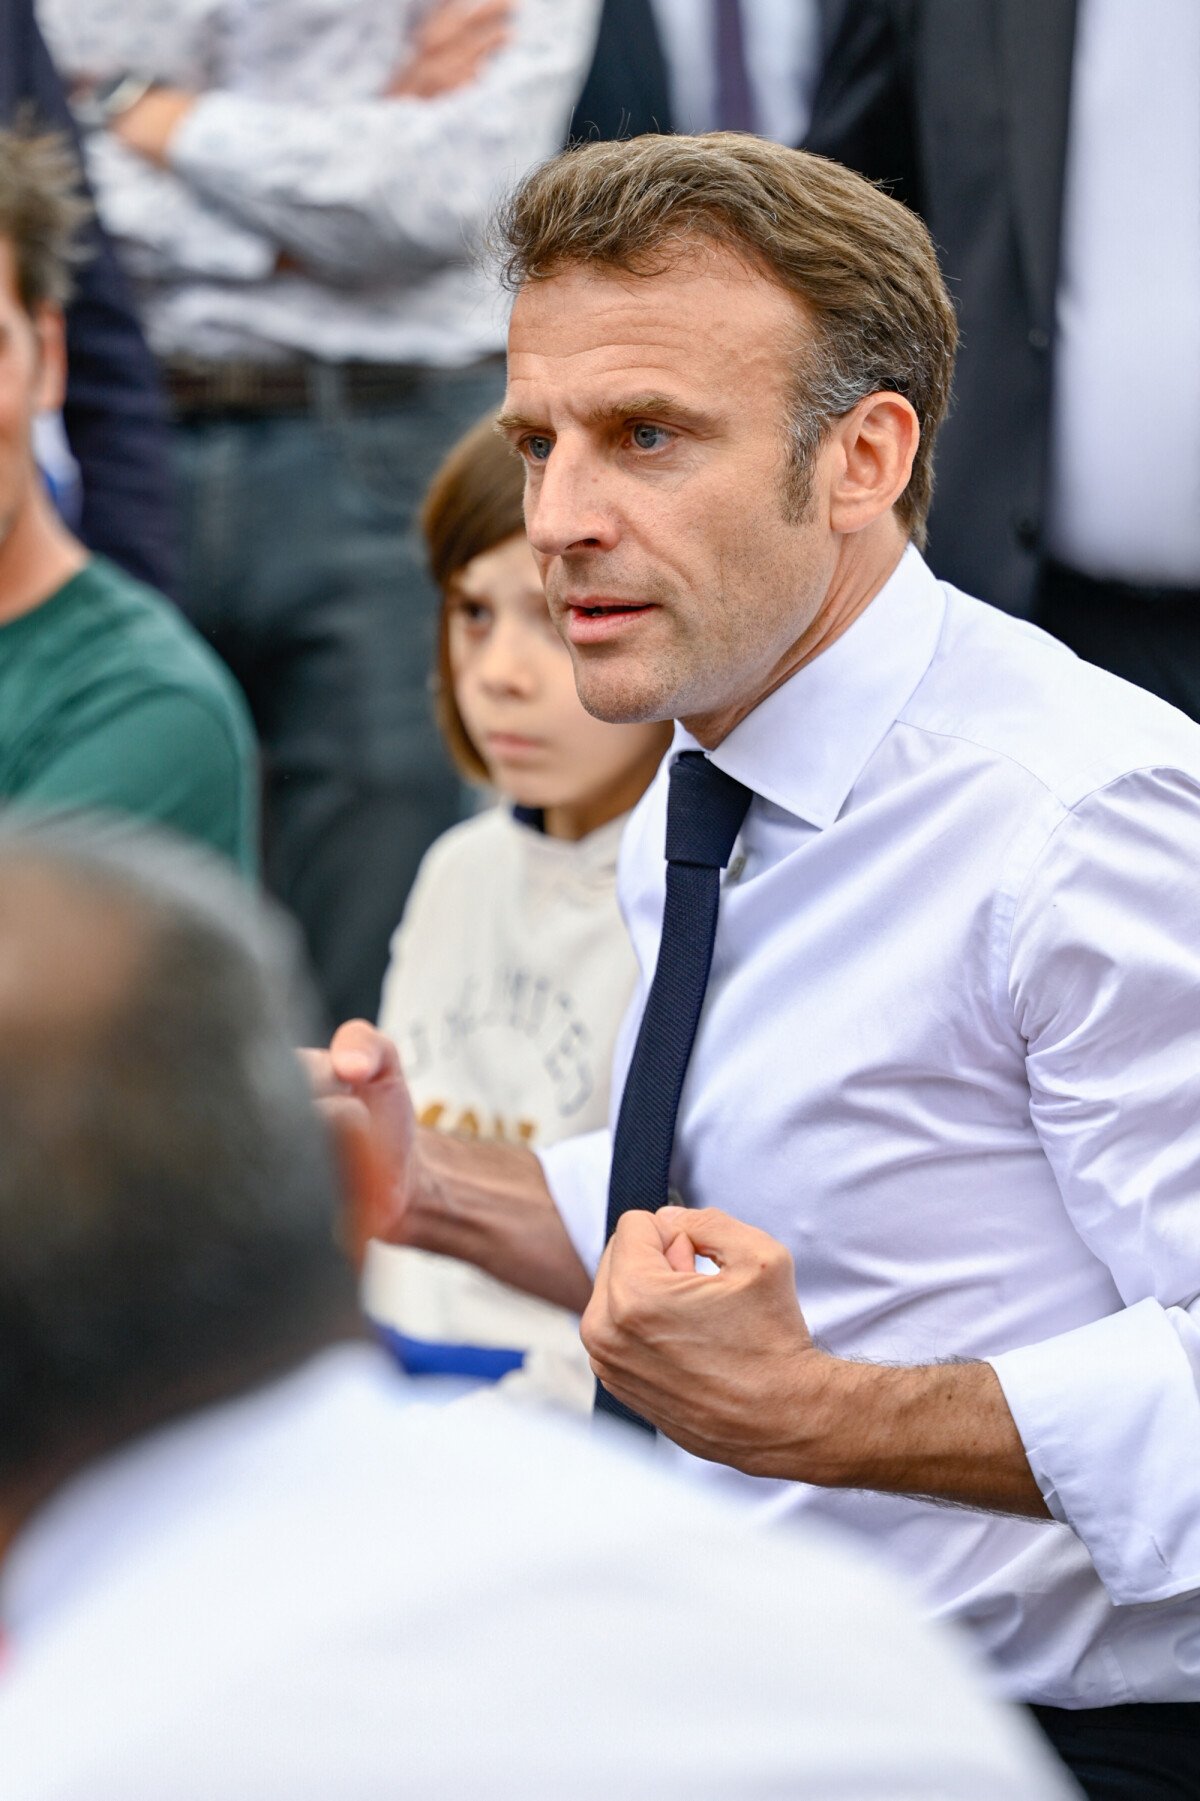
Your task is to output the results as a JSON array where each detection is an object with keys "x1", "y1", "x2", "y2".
[
  {"x1": 537, "y1": 1129, "x2": 612, "y2": 1278},
  {"x1": 989, "y1": 1298, "x2": 1200, "y2": 1605}
]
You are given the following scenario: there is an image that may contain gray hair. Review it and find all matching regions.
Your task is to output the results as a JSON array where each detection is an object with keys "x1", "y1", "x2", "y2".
[{"x1": 0, "y1": 818, "x2": 356, "y2": 1486}]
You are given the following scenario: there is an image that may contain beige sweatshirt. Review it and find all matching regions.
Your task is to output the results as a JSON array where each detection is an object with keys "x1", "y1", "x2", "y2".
[{"x1": 363, "y1": 805, "x2": 636, "y2": 1411}]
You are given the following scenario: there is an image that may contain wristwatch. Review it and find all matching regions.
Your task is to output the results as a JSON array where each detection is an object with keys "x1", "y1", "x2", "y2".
[{"x1": 72, "y1": 72, "x2": 158, "y2": 133}]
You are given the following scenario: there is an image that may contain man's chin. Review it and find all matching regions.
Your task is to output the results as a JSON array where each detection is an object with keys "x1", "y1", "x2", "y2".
[{"x1": 573, "y1": 671, "x2": 675, "y2": 728}]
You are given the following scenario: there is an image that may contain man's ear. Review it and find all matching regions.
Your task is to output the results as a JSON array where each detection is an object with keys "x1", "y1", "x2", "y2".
[
  {"x1": 32, "y1": 302, "x2": 67, "y2": 415},
  {"x1": 326, "y1": 1100, "x2": 394, "y2": 1271},
  {"x1": 827, "y1": 392, "x2": 920, "y2": 536}
]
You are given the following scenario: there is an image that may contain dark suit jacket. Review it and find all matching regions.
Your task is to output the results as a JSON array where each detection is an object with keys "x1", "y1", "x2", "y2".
[
  {"x1": 1, "y1": 0, "x2": 176, "y2": 593},
  {"x1": 569, "y1": 0, "x2": 674, "y2": 143},
  {"x1": 806, "y1": 0, "x2": 1078, "y2": 617}
]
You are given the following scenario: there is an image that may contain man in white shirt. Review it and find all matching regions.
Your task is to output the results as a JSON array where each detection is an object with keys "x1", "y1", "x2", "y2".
[
  {"x1": 315, "y1": 133, "x2": 1200, "y2": 1795},
  {"x1": 37, "y1": 0, "x2": 603, "y2": 1028},
  {"x1": 0, "y1": 824, "x2": 1069, "y2": 1801}
]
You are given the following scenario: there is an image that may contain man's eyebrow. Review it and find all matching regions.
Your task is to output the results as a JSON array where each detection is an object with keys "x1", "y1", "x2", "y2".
[{"x1": 496, "y1": 395, "x2": 714, "y2": 436}]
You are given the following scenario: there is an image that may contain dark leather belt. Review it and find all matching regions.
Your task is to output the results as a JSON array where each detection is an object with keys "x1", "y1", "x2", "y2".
[{"x1": 164, "y1": 356, "x2": 500, "y2": 418}]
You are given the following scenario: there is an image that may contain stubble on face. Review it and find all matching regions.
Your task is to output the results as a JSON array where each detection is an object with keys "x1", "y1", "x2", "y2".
[
  {"x1": 505, "y1": 248, "x2": 841, "y2": 744},
  {"x1": 556, "y1": 505, "x2": 824, "y2": 737}
]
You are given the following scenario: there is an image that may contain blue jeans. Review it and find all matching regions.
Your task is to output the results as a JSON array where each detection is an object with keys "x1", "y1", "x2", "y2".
[{"x1": 173, "y1": 359, "x2": 505, "y2": 1027}]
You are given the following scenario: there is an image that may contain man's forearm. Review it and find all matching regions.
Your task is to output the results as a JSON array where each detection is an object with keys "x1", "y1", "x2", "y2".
[
  {"x1": 799, "y1": 1356, "x2": 1050, "y2": 1518},
  {"x1": 583, "y1": 1210, "x2": 1051, "y2": 1518},
  {"x1": 404, "y1": 1128, "x2": 593, "y2": 1313}
]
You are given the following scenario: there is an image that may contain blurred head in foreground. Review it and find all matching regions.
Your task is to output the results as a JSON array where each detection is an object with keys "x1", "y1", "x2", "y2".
[
  {"x1": 0, "y1": 821, "x2": 366, "y2": 1528},
  {"x1": 0, "y1": 841, "x2": 1072, "y2": 1801}
]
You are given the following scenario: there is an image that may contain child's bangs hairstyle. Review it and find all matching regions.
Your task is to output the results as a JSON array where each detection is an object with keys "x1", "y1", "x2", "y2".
[{"x1": 421, "y1": 413, "x2": 527, "y2": 783}]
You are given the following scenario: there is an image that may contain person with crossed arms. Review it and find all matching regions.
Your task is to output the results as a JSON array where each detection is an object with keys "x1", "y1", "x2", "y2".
[{"x1": 310, "y1": 133, "x2": 1200, "y2": 1797}]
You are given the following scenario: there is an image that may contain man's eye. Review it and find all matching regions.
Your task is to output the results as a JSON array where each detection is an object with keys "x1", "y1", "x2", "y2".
[
  {"x1": 522, "y1": 435, "x2": 553, "y2": 464},
  {"x1": 630, "y1": 423, "x2": 671, "y2": 451}
]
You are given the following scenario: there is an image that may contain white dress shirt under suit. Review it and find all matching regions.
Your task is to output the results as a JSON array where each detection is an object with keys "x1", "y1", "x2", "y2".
[
  {"x1": 648, "y1": 0, "x2": 822, "y2": 147},
  {"x1": 1046, "y1": 0, "x2": 1200, "y2": 587},
  {"x1": 541, "y1": 546, "x2": 1200, "y2": 1707}
]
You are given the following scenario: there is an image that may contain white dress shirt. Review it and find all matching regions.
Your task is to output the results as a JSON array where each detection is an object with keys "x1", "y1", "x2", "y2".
[
  {"x1": 1045, "y1": 0, "x2": 1200, "y2": 584},
  {"x1": 541, "y1": 546, "x2": 1200, "y2": 1707},
  {"x1": 0, "y1": 1345, "x2": 1072, "y2": 1799},
  {"x1": 649, "y1": 0, "x2": 822, "y2": 145},
  {"x1": 37, "y1": 0, "x2": 601, "y2": 363}
]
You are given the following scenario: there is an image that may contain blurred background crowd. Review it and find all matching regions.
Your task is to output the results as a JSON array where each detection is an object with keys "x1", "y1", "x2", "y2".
[{"x1": 4, "y1": 0, "x2": 1195, "y2": 1027}]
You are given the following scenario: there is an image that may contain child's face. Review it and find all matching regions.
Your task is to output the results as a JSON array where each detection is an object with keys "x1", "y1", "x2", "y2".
[{"x1": 447, "y1": 533, "x2": 668, "y2": 839}]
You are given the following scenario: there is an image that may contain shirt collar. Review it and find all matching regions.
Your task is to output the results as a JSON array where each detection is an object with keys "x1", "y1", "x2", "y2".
[{"x1": 675, "y1": 546, "x2": 946, "y2": 828}]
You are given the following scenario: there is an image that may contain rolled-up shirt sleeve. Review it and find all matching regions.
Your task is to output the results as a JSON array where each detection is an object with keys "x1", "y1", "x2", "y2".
[
  {"x1": 167, "y1": 0, "x2": 602, "y2": 284},
  {"x1": 537, "y1": 1127, "x2": 612, "y2": 1279},
  {"x1": 988, "y1": 765, "x2": 1200, "y2": 1605}
]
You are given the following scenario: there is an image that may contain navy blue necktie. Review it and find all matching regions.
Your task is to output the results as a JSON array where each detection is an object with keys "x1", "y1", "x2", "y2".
[{"x1": 595, "y1": 751, "x2": 752, "y2": 1431}]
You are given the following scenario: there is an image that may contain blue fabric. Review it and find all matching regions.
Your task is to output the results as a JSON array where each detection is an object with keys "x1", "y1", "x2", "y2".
[
  {"x1": 605, "y1": 752, "x2": 751, "y2": 1232},
  {"x1": 596, "y1": 751, "x2": 751, "y2": 1430},
  {"x1": 378, "y1": 1326, "x2": 526, "y2": 1383}
]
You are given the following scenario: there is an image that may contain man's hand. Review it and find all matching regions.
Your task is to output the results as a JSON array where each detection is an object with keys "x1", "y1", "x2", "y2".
[
  {"x1": 583, "y1": 1207, "x2": 837, "y2": 1476},
  {"x1": 583, "y1": 1205, "x2": 1051, "y2": 1516},
  {"x1": 387, "y1": 0, "x2": 513, "y2": 99},
  {"x1": 301, "y1": 1020, "x2": 416, "y2": 1242},
  {"x1": 110, "y1": 87, "x2": 197, "y2": 165},
  {"x1": 301, "y1": 1021, "x2": 591, "y2": 1310}
]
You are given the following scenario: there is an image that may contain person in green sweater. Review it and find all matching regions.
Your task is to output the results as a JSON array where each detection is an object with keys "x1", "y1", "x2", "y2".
[{"x1": 0, "y1": 127, "x2": 255, "y2": 872}]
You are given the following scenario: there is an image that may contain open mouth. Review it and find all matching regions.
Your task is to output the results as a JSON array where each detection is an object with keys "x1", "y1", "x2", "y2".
[{"x1": 564, "y1": 598, "x2": 656, "y2": 643}]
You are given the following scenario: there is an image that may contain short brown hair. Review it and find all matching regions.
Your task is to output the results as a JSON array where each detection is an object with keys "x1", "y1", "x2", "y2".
[
  {"x1": 493, "y1": 133, "x2": 957, "y2": 546},
  {"x1": 0, "y1": 123, "x2": 91, "y2": 314},
  {"x1": 420, "y1": 412, "x2": 526, "y2": 782}
]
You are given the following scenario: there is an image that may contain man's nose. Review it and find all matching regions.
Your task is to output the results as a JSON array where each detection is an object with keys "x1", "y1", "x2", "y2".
[{"x1": 525, "y1": 442, "x2": 618, "y2": 559}]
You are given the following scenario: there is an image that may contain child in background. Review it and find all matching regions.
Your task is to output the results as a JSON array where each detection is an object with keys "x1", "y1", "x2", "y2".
[{"x1": 363, "y1": 414, "x2": 670, "y2": 1410}]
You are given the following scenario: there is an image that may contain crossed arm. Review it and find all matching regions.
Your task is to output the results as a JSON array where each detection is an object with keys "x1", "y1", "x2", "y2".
[
  {"x1": 310, "y1": 1020, "x2": 1048, "y2": 1519},
  {"x1": 60, "y1": 0, "x2": 598, "y2": 283},
  {"x1": 97, "y1": 0, "x2": 516, "y2": 167}
]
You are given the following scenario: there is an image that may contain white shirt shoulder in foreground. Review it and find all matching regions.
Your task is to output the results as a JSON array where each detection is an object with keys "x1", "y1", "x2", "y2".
[{"x1": 0, "y1": 1347, "x2": 1073, "y2": 1800}]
